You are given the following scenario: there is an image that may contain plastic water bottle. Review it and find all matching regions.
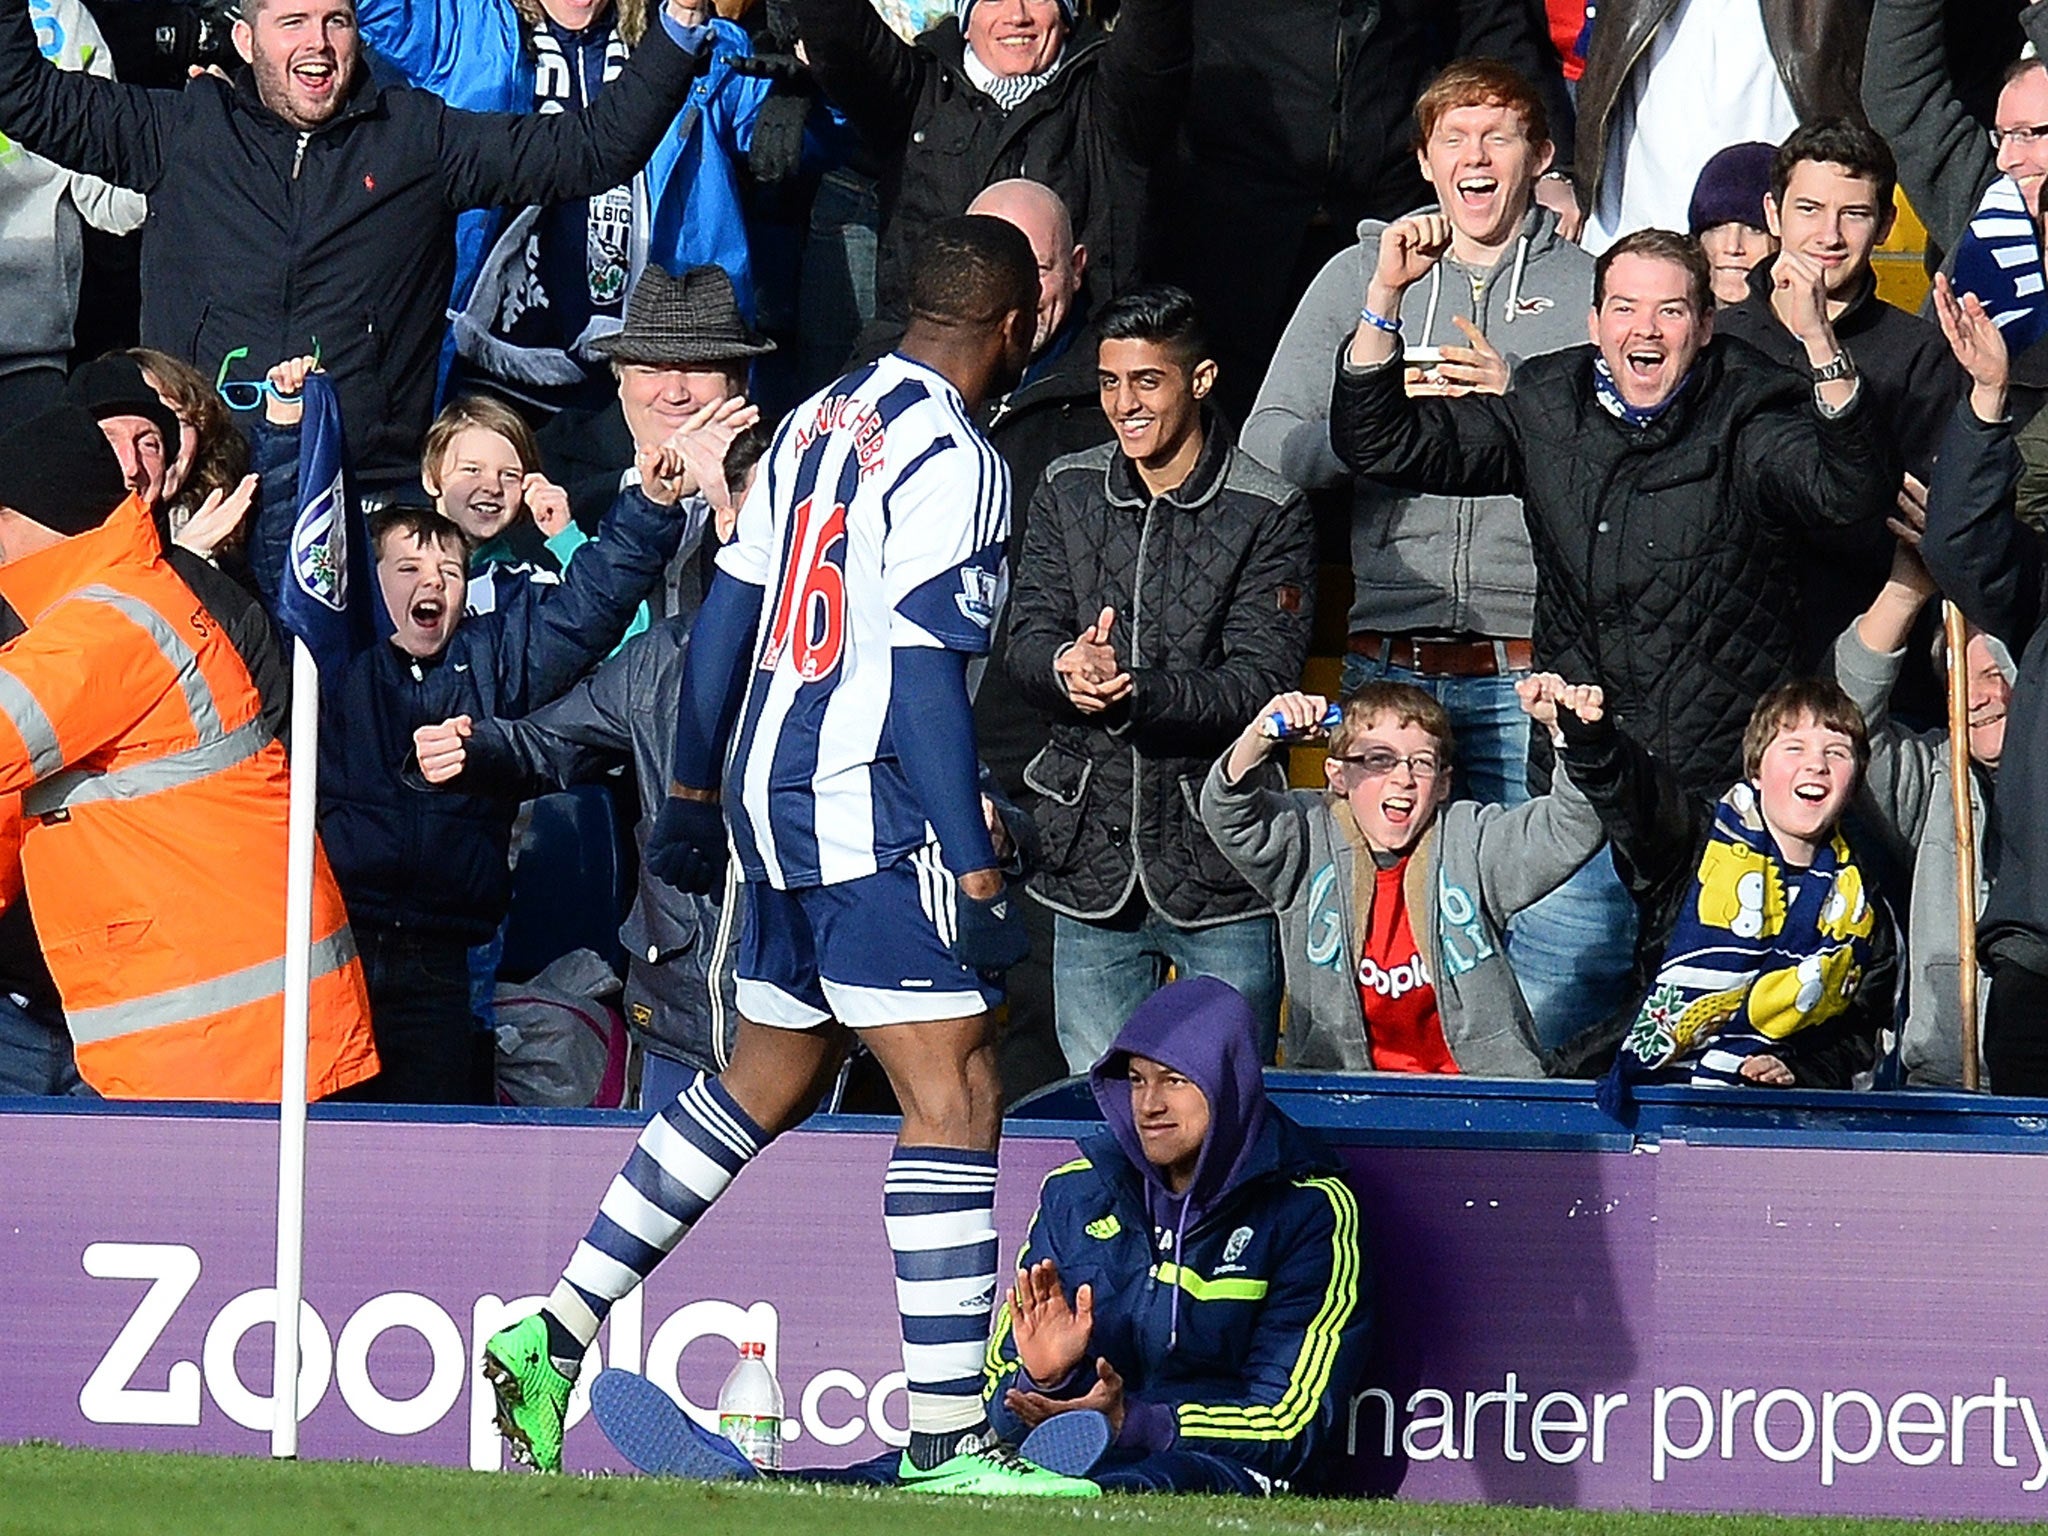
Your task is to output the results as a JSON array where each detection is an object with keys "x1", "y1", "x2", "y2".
[
  {"x1": 717, "y1": 1341, "x2": 784, "y2": 1470},
  {"x1": 1259, "y1": 701, "x2": 1345, "y2": 741}
]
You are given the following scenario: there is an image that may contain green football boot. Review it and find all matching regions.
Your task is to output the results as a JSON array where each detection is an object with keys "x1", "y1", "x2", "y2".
[
  {"x1": 898, "y1": 1442, "x2": 1103, "y2": 1497},
  {"x1": 481, "y1": 1314, "x2": 575, "y2": 1473}
]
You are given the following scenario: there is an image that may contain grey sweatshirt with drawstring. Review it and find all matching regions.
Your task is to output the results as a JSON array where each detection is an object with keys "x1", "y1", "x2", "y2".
[{"x1": 1242, "y1": 202, "x2": 1594, "y2": 640}]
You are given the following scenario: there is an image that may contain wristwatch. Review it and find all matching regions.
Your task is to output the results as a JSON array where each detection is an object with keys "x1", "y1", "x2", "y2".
[{"x1": 1810, "y1": 349, "x2": 1858, "y2": 385}]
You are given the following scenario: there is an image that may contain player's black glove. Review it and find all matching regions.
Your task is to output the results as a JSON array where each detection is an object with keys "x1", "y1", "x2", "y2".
[
  {"x1": 952, "y1": 881, "x2": 1030, "y2": 974},
  {"x1": 644, "y1": 795, "x2": 729, "y2": 894}
]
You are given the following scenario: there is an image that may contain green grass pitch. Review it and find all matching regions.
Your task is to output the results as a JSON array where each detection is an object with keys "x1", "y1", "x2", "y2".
[{"x1": 3, "y1": 1445, "x2": 2041, "y2": 1536}]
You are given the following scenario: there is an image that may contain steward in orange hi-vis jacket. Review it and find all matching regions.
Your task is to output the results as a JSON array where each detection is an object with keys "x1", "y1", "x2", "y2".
[{"x1": 0, "y1": 407, "x2": 375, "y2": 1100}]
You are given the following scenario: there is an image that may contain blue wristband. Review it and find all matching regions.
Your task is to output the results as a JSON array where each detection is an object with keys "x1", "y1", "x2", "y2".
[{"x1": 1358, "y1": 305, "x2": 1402, "y2": 335}]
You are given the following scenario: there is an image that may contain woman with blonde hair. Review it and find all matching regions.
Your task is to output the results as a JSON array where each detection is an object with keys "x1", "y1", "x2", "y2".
[{"x1": 128, "y1": 348, "x2": 252, "y2": 547}]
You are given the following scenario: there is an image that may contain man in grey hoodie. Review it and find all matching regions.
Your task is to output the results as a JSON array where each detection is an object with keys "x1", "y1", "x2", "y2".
[
  {"x1": 0, "y1": 0, "x2": 141, "y2": 417},
  {"x1": 1243, "y1": 59, "x2": 1590, "y2": 807},
  {"x1": 1241, "y1": 57, "x2": 1611, "y2": 1051}
]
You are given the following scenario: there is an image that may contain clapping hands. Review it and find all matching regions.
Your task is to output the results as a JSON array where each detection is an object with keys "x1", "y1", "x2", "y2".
[
  {"x1": 1055, "y1": 606, "x2": 1132, "y2": 715},
  {"x1": 1933, "y1": 273, "x2": 2012, "y2": 423}
]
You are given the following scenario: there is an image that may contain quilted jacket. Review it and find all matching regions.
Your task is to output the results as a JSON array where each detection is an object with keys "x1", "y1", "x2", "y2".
[
  {"x1": 1330, "y1": 336, "x2": 1897, "y2": 799},
  {"x1": 1005, "y1": 420, "x2": 1315, "y2": 926}
]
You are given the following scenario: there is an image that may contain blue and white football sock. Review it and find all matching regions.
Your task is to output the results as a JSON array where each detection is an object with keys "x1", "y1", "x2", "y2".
[
  {"x1": 542, "y1": 1074, "x2": 767, "y2": 1369},
  {"x1": 884, "y1": 1145, "x2": 1001, "y2": 1469}
]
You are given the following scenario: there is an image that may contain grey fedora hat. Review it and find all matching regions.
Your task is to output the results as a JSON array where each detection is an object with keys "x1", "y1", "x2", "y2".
[{"x1": 593, "y1": 263, "x2": 777, "y2": 366}]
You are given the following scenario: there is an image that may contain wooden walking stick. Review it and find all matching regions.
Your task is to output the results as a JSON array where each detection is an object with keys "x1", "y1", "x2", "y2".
[{"x1": 1944, "y1": 601, "x2": 1983, "y2": 1091}]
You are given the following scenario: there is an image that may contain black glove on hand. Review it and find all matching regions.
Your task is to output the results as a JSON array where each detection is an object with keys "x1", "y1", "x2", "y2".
[
  {"x1": 748, "y1": 87, "x2": 810, "y2": 184},
  {"x1": 952, "y1": 881, "x2": 1030, "y2": 975},
  {"x1": 644, "y1": 795, "x2": 729, "y2": 894}
]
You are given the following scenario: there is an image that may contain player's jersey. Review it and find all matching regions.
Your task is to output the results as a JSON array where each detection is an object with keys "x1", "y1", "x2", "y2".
[{"x1": 717, "y1": 353, "x2": 1009, "y2": 889}]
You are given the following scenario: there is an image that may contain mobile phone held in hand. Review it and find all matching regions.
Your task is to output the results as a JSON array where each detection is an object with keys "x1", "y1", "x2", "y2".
[{"x1": 1258, "y1": 703, "x2": 1344, "y2": 741}]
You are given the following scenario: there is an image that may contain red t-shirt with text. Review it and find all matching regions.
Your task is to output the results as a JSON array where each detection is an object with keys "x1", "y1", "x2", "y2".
[{"x1": 1358, "y1": 859, "x2": 1458, "y2": 1074}]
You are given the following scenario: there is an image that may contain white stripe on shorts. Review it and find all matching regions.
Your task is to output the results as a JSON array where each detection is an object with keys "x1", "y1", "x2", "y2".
[
  {"x1": 911, "y1": 841, "x2": 957, "y2": 948},
  {"x1": 821, "y1": 977, "x2": 989, "y2": 1027},
  {"x1": 735, "y1": 976, "x2": 833, "y2": 1030}
]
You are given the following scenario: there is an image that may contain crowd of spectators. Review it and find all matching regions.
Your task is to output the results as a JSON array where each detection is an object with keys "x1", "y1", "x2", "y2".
[{"x1": 0, "y1": 0, "x2": 2045, "y2": 1109}]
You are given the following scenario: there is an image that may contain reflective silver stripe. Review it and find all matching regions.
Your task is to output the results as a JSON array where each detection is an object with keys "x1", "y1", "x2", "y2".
[
  {"x1": 67, "y1": 584, "x2": 224, "y2": 741},
  {"x1": 0, "y1": 666, "x2": 63, "y2": 779},
  {"x1": 68, "y1": 924, "x2": 359, "y2": 1047},
  {"x1": 24, "y1": 717, "x2": 272, "y2": 817}
]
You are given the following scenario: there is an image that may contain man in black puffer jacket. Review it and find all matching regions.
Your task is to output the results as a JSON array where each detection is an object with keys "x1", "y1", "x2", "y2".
[
  {"x1": 0, "y1": 0, "x2": 709, "y2": 494},
  {"x1": 789, "y1": 0, "x2": 1190, "y2": 349},
  {"x1": 1006, "y1": 287, "x2": 1312, "y2": 1073},
  {"x1": 1332, "y1": 225, "x2": 1897, "y2": 803}
]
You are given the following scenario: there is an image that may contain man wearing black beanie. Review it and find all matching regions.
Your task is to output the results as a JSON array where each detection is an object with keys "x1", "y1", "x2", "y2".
[
  {"x1": 0, "y1": 403, "x2": 129, "y2": 551},
  {"x1": 58, "y1": 353, "x2": 288, "y2": 747},
  {"x1": 0, "y1": 402, "x2": 379, "y2": 1103},
  {"x1": 61, "y1": 353, "x2": 181, "y2": 512}
]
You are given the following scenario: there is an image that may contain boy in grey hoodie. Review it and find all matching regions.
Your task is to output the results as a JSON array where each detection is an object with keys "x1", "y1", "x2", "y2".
[{"x1": 1199, "y1": 678, "x2": 1606, "y2": 1074}]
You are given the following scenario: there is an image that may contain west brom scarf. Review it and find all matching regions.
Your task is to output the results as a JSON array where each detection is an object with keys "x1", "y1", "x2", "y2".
[
  {"x1": 1619, "y1": 781, "x2": 1879, "y2": 1089},
  {"x1": 961, "y1": 42, "x2": 1064, "y2": 111},
  {"x1": 1950, "y1": 175, "x2": 2048, "y2": 359},
  {"x1": 1592, "y1": 355, "x2": 1694, "y2": 428},
  {"x1": 531, "y1": 22, "x2": 635, "y2": 308}
]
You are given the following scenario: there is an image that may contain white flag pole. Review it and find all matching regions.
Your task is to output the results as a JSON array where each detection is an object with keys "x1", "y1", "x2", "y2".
[
  {"x1": 1943, "y1": 601, "x2": 1983, "y2": 1091},
  {"x1": 272, "y1": 637, "x2": 320, "y2": 1458}
]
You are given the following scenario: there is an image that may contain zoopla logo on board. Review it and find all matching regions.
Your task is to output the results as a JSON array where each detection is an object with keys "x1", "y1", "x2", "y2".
[{"x1": 74, "y1": 1243, "x2": 910, "y2": 1466}]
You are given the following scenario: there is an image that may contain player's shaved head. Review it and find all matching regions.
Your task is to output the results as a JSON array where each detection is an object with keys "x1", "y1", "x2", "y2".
[{"x1": 907, "y1": 215, "x2": 1040, "y2": 331}]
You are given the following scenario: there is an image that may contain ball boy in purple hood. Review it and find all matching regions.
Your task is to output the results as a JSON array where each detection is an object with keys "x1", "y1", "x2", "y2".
[{"x1": 983, "y1": 976, "x2": 1370, "y2": 1492}]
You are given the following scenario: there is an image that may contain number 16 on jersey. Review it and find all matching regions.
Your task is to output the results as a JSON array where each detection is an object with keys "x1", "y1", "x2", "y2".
[{"x1": 759, "y1": 494, "x2": 849, "y2": 682}]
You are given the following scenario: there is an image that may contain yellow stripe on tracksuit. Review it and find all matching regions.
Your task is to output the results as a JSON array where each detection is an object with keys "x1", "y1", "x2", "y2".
[
  {"x1": 1175, "y1": 1176, "x2": 1361, "y2": 1443},
  {"x1": 1149, "y1": 1263, "x2": 1270, "y2": 1302},
  {"x1": 982, "y1": 1158, "x2": 1094, "y2": 1397}
]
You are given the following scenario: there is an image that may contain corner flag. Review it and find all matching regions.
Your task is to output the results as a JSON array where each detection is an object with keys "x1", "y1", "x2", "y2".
[{"x1": 275, "y1": 372, "x2": 374, "y2": 680}]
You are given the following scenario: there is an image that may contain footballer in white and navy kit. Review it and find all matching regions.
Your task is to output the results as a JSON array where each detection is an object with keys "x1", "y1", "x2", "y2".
[
  {"x1": 710, "y1": 352, "x2": 1012, "y2": 1025},
  {"x1": 486, "y1": 225, "x2": 1083, "y2": 1495}
]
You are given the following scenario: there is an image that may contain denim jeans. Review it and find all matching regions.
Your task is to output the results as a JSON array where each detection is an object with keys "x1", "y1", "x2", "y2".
[
  {"x1": 1504, "y1": 846, "x2": 1640, "y2": 1054},
  {"x1": 1052, "y1": 906, "x2": 1281, "y2": 1072},
  {"x1": 1339, "y1": 650, "x2": 1637, "y2": 1053},
  {"x1": 344, "y1": 925, "x2": 494, "y2": 1105},
  {"x1": 1339, "y1": 652, "x2": 1532, "y2": 807},
  {"x1": 798, "y1": 170, "x2": 879, "y2": 397},
  {"x1": 0, "y1": 992, "x2": 93, "y2": 1097}
]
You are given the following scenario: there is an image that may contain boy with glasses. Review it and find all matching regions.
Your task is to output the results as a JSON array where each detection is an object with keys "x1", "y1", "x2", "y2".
[{"x1": 1198, "y1": 678, "x2": 1605, "y2": 1074}]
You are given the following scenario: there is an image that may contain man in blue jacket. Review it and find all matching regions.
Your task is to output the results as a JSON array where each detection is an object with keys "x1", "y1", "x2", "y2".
[
  {"x1": 986, "y1": 975, "x2": 1370, "y2": 1493},
  {"x1": 354, "y1": 0, "x2": 772, "y2": 417}
]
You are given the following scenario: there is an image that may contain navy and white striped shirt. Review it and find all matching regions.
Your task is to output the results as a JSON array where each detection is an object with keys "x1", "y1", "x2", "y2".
[{"x1": 718, "y1": 354, "x2": 1008, "y2": 889}]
